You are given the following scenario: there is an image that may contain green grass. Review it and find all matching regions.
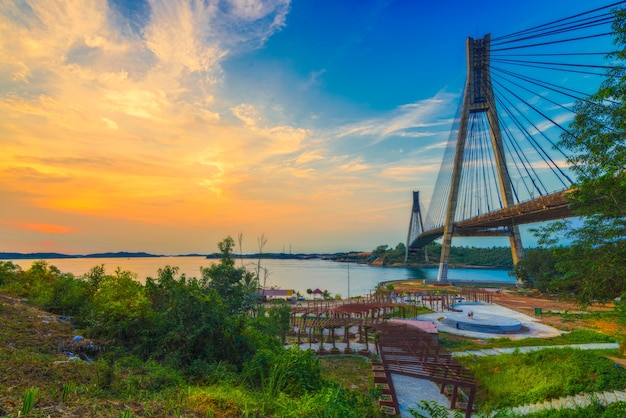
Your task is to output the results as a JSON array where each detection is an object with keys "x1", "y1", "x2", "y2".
[
  {"x1": 439, "y1": 328, "x2": 616, "y2": 352},
  {"x1": 457, "y1": 348, "x2": 626, "y2": 410},
  {"x1": 319, "y1": 356, "x2": 373, "y2": 395}
]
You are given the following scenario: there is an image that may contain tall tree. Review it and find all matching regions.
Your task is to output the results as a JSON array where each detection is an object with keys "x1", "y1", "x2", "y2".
[
  {"x1": 201, "y1": 236, "x2": 256, "y2": 314},
  {"x1": 544, "y1": 7, "x2": 626, "y2": 304}
]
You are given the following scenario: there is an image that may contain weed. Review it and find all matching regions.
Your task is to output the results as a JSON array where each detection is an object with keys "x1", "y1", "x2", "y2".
[
  {"x1": 20, "y1": 387, "x2": 38, "y2": 416},
  {"x1": 408, "y1": 400, "x2": 465, "y2": 418},
  {"x1": 61, "y1": 382, "x2": 76, "y2": 403}
]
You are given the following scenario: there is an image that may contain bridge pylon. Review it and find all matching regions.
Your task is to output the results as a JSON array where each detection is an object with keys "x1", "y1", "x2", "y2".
[
  {"x1": 405, "y1": 191, "x2": 427, "y2": 264},
  {"x1": 437, "y1": 34, "x2": 524, "y2": 283}
]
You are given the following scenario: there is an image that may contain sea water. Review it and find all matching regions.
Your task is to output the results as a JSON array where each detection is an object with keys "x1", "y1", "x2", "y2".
[{"x1": 6, "y1": 257, "x2": 515, "y2": 298}]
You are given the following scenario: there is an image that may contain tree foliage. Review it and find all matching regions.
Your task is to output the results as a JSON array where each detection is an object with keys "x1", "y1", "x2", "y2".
[
  {"x1": 200, "y1": 236, "x2": 257, "y2": 314},
  {"x1": 535, "y1": 8, "x2": 626, "y2": 304},
  {"x1": 380, "y1": 242, "x2": 514, "y2": 268}
]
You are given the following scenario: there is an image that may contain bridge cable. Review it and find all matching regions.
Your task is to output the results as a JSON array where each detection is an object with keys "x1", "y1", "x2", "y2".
[
  {"x1": 490, "y1": 58, "x2": 619, "y2": 71},
  {"x1": 489, "y1": 96, "x2": 550, "y2": 198},
  {"x1": 492, "y1": 1, "x2": 626, "y2": 42},
  {"x1": 487, "y1": 81, "x2": 564, "y2": 188},
  {"x1": 490, "y1": 69, "x2": 622, "y2": 137},
  {"x1": 491, "y1": 15, "x2": 614, "y2": 47},
  {"x1": 491, "y1": 82, "x2": 574, "y2": 187},
  {"x1": 489, "y1": 93, "x2": 553, "y2": 198},
  {"x1": 490, "y1": 65, "x2": 620, "y2": 106},
  {"x1": 491, "y1": 32, "x2": 613, "y2": 52}
]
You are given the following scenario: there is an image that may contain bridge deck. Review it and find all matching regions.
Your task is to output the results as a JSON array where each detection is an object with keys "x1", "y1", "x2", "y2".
[{"x1": 409, "y1": 190, "x2": 572, "y2": 248}]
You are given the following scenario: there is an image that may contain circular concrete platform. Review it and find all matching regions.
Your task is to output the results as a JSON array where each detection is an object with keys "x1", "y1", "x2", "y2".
[{"x1": 441, "y1": 312, "x2": 522, "y2": 334}]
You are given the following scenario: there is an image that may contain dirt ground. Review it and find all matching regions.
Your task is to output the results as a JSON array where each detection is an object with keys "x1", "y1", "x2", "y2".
[{"x1": 490, "y1": 290, "x2": 613, "y2": 315}]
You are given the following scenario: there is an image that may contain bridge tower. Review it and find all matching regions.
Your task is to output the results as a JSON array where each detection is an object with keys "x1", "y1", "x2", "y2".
[
  {"x1": 437, "y1": 34, "x2": 524, "y2": 283},
  {"x1": 405, "y1": 191, "x2": 427, "y2": 263}
]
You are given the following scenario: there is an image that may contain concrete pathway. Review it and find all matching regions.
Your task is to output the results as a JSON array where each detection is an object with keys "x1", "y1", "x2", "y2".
[
  {"x1": 452, "y1": 342, "x2": 619, "y2": 358},
  {"x1": 509, "y1": 389, "x2": 626, "y2": 416}
]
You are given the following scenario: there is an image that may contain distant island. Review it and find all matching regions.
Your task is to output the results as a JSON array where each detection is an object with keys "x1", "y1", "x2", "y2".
[
  {"x1": 0, "y1": 251, "x2": 365, "y2": 261},
  {"x1": 0, "y1": 251, "x2": 163, "y2": 260}
]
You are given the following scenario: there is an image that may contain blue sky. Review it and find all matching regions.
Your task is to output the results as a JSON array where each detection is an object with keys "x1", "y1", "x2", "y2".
[{"x1": 0, "y1": 0, "x2": 611, "y2": 254}]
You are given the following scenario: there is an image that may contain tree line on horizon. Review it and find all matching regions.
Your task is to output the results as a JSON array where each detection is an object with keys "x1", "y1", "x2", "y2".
[{"x1": 363, "y1": 242, "x2": 515, "y2": 269}]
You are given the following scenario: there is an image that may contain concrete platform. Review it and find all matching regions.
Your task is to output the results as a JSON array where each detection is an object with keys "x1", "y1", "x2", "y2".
[
  {"x1": 441, "y1": 312, "x2": 522, "y2": 333},
  {"x1": 417, "y1": 301, "x2": 562, "y2": 339},
  {"x1": 441, "y1": 302, "x2": 522, "y2": 333}
]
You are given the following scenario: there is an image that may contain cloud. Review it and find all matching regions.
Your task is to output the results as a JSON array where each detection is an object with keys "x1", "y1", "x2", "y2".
[
  {"x1": 101, "y1": 117, "x2": 118, "y2": 130},
  {"x1": 230, "y1": 103, "x2": 309, "y2": 155},
  {"x1": 0, "y1": 0, "x2": 424, "y2": 253},
  {"x1": 335, "y1": 90, "x2": 458, "y2": 143},
  {"x1": 10, "y1": 222, "x2": 76, "y2": 234}
]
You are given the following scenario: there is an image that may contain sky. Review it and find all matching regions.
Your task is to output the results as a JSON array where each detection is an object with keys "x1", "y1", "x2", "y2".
[{"x1": 0, "y1": 0, "x2": 610, "y2": 255}]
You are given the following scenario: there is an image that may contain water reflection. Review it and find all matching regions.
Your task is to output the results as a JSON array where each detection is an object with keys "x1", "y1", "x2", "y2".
[{"x1": 6, "y1": 257, "x2": 514, "y2": 298}]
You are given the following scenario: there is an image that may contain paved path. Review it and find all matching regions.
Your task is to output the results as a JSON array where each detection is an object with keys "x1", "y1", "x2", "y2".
[
  {"x1": 509, "y1": 389, "x2": 626, "y2": 416},
  {"x1": 452, "y1": 342, "x2": 619, "y2": 357}
]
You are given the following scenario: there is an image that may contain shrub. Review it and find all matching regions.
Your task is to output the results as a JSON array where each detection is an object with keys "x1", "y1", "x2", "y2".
[
  {"x1": 90, "y1": 269, "x2": 151, "y2": 341},
  {"x1": 242, "y1": 346, "x2": 323, "y2": 397},
  {"x1": 0, "y1": 261, "x2": 21, "y2": 287}
]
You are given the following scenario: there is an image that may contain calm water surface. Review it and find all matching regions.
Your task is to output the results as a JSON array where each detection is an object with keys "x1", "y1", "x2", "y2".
[{"x1": 7, "y1": 257, "x2": 514, "y2": 297}]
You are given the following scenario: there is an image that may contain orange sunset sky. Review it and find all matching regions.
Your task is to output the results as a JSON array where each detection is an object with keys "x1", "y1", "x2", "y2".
[{"x1": 0, "y1": 0, "x2": 595, "y2": 254}]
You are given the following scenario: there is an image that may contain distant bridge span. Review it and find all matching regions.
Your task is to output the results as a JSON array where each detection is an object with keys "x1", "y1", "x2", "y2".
[{"x1": 409, "y1": 189, "x2": 573, "y2": 248}]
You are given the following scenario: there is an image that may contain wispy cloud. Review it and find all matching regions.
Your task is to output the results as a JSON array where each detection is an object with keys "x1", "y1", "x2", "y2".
[{"x1": 335, "y1": 90, "x2": 458, "y2": 143}]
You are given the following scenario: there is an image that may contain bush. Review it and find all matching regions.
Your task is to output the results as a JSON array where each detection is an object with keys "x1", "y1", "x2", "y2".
[
  {"x1": 242, "y1": 346, "x2": 323, "y2": 397},
  {"x1": 289, "y1": 384, "x2": 379, "y2": 418},
  {"x1": 0, "y1": 261, "x2": 21, "y2": 287},
  {"x1": 90, "y1": 269, "x2": 151, "y2": 342}
]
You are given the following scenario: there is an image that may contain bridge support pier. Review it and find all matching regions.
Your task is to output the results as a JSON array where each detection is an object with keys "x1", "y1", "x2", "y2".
[{"x1": 437, "y1": 263, "x2": 449, "y2": 283}]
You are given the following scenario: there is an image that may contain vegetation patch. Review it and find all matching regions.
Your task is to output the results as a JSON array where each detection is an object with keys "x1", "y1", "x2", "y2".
[
  {"x1": 457, "y1": 348, "x2": 626, "y2": 410},
  {"x1": 439, "y1": 328, "x2": 617, "y2": 352}
]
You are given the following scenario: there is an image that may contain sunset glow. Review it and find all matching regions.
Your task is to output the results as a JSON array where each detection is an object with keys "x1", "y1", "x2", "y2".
[{"x1": 0, "y1": 0, "x2": 599, "y2": 254}]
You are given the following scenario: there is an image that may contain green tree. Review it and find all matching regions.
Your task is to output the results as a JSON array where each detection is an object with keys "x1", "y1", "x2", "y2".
[
  {"x1": 372, "y1": 244, "x2": 389, "y2": 259},
  {"x1": 541, "y1": 8, "x2": 626, "y2": 304},
  {"x1": 201, "y1": 236, "x2": 257, "y2": 314},
  {"x1": 0, "y1": 261, "x2": 21, "y2": 287},
  {"x1": 512, "y1": 247, "x2": 562, "y2": 292},
  {"x1": 267, "y1": 302, "x2": 291, "y2": 344},
  {"x1": 90, "y1": 268, "x2": 151, "y2": 341}
]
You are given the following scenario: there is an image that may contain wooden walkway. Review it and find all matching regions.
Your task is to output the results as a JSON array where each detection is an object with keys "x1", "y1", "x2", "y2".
[{"x1": 372, "y1": 321, "x2": 476, "y2": 418}]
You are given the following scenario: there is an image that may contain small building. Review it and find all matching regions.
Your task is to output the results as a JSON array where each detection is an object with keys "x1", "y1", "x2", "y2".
[{"x1": 257, "y1": 289, "x2": 296, "y2": 302}]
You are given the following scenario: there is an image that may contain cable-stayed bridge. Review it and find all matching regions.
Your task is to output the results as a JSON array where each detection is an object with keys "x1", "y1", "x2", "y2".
[{"x1": 406, "y1": 1, "x2": 624, "y2": 282}]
